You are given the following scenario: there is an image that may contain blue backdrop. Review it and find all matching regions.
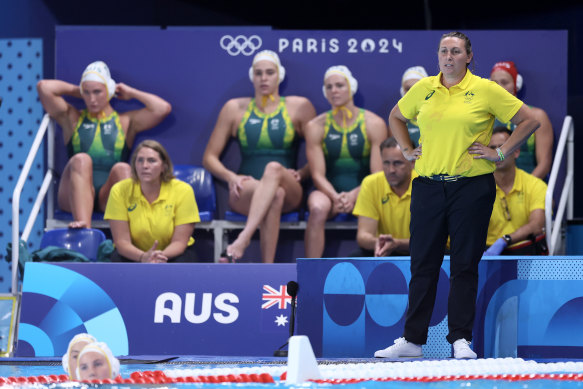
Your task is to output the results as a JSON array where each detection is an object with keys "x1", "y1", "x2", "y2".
[
  {"x1": 53, "y1": 28, "x2": 568, "y2": 218},
  {"x1": 45, "y1": 28, "x2": 569, "y2": 261}
]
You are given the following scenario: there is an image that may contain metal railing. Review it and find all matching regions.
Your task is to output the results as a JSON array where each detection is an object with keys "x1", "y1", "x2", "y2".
[
  {"x1": 545, "y1": 115, "x2": 574, "y2": 255},
  {"x1": 11, "y1": 113, "x2": 54, "y2": 295}
]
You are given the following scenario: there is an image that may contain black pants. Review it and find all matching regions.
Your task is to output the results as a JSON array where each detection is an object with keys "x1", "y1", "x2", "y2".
[
  {"x1": 110, "y1": 244, "x2": 199, "y2": 263},
  {"x1": 403, "y1": 174, "x2": 495, "y2": 345}
]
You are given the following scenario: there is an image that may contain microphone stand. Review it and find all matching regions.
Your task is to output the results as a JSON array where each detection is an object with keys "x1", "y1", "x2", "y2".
[{"x1": 274, "y1": 281, "x2": 298, "y2": 357}]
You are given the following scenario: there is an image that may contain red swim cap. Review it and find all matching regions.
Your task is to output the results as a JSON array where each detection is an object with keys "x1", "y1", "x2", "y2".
[{"x1": 491, "y1": 61, "x2": 519, "y2": 95}]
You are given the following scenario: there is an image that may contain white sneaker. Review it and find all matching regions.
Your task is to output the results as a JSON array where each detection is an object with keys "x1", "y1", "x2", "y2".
[
  {"x1": 453, "y1": 338, "x2": 477, "y2": 359},
  {"x1": 374, "y1": 337, "x2": 423, "y2": 358}
]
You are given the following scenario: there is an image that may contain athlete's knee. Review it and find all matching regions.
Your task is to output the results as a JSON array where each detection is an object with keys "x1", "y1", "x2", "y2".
[
  {"x1": 67, "y1": 153, "x2": 93, "y2": 175},
  {"x1": 262, "y1": 161, "x2": 285, "y2": 181},
  {"x1": 110, "y1": 162, "x2": 131, "y2": 180},
  {"x1": 308, "y1": 196, "x2": 331, "y2": 223}
]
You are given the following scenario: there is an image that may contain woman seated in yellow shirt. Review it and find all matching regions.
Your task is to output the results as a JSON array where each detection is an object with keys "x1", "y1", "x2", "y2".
[{"x1": 105, "y1": 140, "x2": 200, "y2": 263}]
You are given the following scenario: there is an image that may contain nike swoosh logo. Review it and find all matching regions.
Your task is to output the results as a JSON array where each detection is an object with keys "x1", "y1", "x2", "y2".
[
  {"x1": 128, "y1": 204, "x2": 137, "y2": 212},
  {"x1": 425, "y1": 90, "x2": 435, "y2": 100},
  {"x1": 381, "y1": 196, "x2": 390, "y2": 204}
]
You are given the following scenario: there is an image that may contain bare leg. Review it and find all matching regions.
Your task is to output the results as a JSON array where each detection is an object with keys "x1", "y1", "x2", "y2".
[
  {"x1": 259, "y1": 187, "x2": 285, "y2": 263},
  {"x1": 304, "y1": 190, "x2": 334, "y2": 258},
  {"x1": 58, "y1": 153, "x2": 94, "y2": 229},
  {"x1": 98, "y1": 162, "x2": 132, "y2": 211},
  {"x1": 228, "y1": 162, "x2": 302, "y2": 262}
]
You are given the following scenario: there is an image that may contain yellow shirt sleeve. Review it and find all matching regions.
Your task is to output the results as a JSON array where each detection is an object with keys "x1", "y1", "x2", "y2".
[
  {"x1": 353, "y1": 172, "x2": 382, "y2": 221},
  {"x1": 353, "y1": 171, "x2": 414, "y2": 239},
  {"x1": 525, "y1": 171, "x2": 547, "y2": 213},
  {"x1": 174, "y1": 181, "x2": 201, "y2": 226},
  {"x1": 397, "y1": 77, "x2": 433, "y2": 121},
  {"x1": 104, "y1": 179, "x2": 132, "y2": 221},
  {"x1": 486, "y1": 169, "x2": 547, "y2": 246},
  {"x1": 486, "y1": 81, "x2": 523, "y2": 124}
]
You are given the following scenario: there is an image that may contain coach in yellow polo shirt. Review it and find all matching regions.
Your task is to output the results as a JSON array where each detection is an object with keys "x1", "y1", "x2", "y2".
[
  {"x1": 484, "y1": 127, "x2": 547, "y2": 255},
  {"x1": 352, "y1": 137, "x2": 416, "y2": 257},
  {"x1": 105, "y1": 140, "x2": 200, "y2": 263},
  {"x1": 375, "y1": 32, "x2": 540, "y2": 360}
]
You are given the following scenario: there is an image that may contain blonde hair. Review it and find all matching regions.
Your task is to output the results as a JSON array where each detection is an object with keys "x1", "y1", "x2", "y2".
[{"x1": 130, "y1": 140, "x2": 175, "y2": 182}]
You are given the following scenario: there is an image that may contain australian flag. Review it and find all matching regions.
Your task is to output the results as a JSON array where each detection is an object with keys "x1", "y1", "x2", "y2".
[{"x1": 261, "y1": 284, "x2": 294, "y2": 333}]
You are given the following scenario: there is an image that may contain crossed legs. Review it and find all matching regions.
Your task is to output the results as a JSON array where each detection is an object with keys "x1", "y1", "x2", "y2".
[{"x1": 227, "y1": 162, "x2": 302, "y2": 263}]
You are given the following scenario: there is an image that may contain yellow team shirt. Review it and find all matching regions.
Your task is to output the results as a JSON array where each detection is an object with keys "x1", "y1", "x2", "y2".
[
  {"x1": 104, "y1": 178, "x2": 200, "y2": 251},
  {"x1": 486, "y1": 168, "x2": 547, "y2": 246},
  {"x1": 352, "y1": 170, "x2": 418, "y2": 239},
  {"x1": 398, "y1": 70, "x2": 523, "y2": 177}
]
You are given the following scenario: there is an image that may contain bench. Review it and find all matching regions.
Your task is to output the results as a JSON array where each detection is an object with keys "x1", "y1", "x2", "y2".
[{"x1": 46, "y1": 165, "x2": 358, "y2": 262}]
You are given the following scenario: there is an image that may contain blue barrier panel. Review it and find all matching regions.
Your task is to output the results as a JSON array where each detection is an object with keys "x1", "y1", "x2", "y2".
[
  {"x1": 297, "y1": 257, "x2": 583, "y2": 359},
  {"x1": 17, "y1": 262, "x2": 296, "y2": 357}
]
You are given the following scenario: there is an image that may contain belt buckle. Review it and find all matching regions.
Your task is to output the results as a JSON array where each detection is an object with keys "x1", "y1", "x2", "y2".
[{"x1": 432, "y1": 174, "x2": 459, "y2": 182}]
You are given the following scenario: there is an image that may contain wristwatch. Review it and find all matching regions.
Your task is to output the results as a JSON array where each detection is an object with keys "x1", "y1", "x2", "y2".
[{"x1": 503, "y1": 234, "x2": 512, "y2": 245}]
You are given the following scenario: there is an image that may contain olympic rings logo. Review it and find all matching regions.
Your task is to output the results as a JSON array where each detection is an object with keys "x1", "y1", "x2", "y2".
[{"x1": 220, "y1": 35, "x2": 262, "y2": 56}]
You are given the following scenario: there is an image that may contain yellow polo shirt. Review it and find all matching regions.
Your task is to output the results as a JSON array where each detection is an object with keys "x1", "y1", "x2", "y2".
[
  {"x1": 398, "y1": 70, "x2": 523, "y2": 177},
  {"x1": 105, "y1": 178, "x2": 200, "y2": 251},
  {"x1": 352, "y1": 171, "x2": 417, "y2": 238},
  {"x1": 486, "y1": 168, "x2": 547, "y2": 246}
]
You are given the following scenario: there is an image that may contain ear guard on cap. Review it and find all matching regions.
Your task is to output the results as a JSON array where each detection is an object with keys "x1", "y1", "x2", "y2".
[
  {"x1": 322, "y1": 65, "x2": 358, "y2": 98},
  {"x1": 490, "y1": 61, "x2": 523, "y2": 95},
  {"x1": 516, "y1": 74, "x2": 523, "y2": 92},
  {"x1": 248, "y1": 50, "x2": 286, "y2": 84},
  {"x1": 62, "y1": 353, "x2": 70, "y2": 375},
  {"x1": 80, "y1": 61, "x2": 117, "y2": 101}
]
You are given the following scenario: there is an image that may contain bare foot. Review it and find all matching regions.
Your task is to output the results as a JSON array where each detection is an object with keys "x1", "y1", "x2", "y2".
[
  {"x1": 68, "y1": 220, "x2": 89, "y2": 229},
  {"x1": 227, "y1": 236, "x2": 251, "y2": 262}
]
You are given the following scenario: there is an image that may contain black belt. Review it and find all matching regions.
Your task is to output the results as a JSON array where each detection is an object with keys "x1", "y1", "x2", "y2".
[{"x1": 428, "y1": 174, "x2": 465, "y2": 182}]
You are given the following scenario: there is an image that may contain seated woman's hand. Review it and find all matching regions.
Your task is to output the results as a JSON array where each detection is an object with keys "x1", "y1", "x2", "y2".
[
  {"x1": 287, "y1": 169, "x2": 301, "y2": 182},
  {"x1": 228, "y1": 175, "x2": 252, "y2": 199},
  {"x1": 140, "y1": 240, "x2": 169, "y2": 263},
  {"x1": 332, "y1": 193, "x2": 345, "y2": 214},
  {"x1": 345, "y1": 188, "x2": 359, "y2": 213},
  {"x1": 337, "y1": 191, "x2": 357, "y2": 214}
]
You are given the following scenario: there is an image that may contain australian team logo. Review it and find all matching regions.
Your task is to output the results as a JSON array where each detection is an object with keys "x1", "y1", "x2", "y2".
[
  {"x1": 220, "y1": 35, "x2": 262, "y2": 56},
  {"x1": 270, "y1": 118, "x2": 280, "y2": 130}
]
